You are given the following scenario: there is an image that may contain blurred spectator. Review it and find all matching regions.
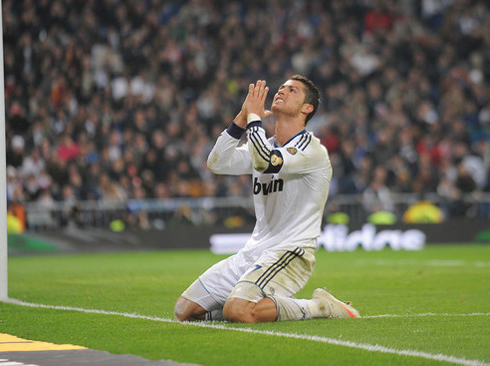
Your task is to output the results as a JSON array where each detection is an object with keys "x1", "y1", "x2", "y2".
[
  {"x1": 21, "y1": 148, "x2": 44, "y2": 178},
  {"x1": 6, "y1": 166, "x2": 22, "y2": 203},
  {"x1": 57, "y1": 134, "x2": 79, "y2": 163},
  {"x1": 364, "y1": 0, "x2": 397, "y2": 34},
  {"x1": 362, "y1": 167, "x2": 395, "y2": 215},
  {"x1": 455, "y1": 161, "x2": 477, "y2": 195},
  {"x1": 7, "y1": 135, "x2": 26, "y2": 168}
]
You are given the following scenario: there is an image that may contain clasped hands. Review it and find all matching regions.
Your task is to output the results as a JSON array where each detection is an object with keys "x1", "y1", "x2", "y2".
[{"x1": 234, "y1": 80, "x2": 273, "y2": 129}]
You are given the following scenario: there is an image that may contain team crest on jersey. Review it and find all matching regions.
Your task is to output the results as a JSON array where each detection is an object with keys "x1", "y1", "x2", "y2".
[
  {"x1": 271, "y1": 154, "x2": 283, "y2": 166},
  {"x1": 287, "y1": 147, "x2": 297, "y2": 155}
]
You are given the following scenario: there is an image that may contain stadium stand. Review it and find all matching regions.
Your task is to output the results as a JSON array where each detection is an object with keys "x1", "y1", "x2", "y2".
[{"x1": 3, "y1": 0, "x2": 490, "y2": 228}]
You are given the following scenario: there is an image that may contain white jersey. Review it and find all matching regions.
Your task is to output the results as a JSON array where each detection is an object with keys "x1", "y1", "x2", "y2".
[{"x1": 207, "y1": 121, "x2": 332, "y2": 259}]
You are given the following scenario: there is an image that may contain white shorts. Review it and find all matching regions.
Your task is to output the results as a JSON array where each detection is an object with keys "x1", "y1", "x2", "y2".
[{"x1": 182, "y1": 245, "x2": 316, "y2": 311}]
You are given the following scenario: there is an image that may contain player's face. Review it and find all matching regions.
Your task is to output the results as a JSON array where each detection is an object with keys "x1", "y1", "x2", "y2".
[{"x1": 271, "y1": 79, "x2": 307, "y2": 116}]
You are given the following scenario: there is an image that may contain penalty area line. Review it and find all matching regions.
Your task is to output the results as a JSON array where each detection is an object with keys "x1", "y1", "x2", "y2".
[{"x1": 3, "y1": 298, "x2": 489, "y2": 366}]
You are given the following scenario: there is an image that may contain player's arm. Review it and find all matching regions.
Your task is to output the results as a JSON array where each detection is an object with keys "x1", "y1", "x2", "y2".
[
  {"x1": 207, "y1": 123, "x2": 252, "y2": 175},
  {"x1": 246, "y1": 121, "x2": 282, "y2": 173},
  {"x1": 243, "y1": 80, "x2": 276, "y2": 173},
  {"x1": 207, "y1": 83, "x2": 261, "y2": 175},
  {"x1": 247, "y1": 122, "x2": 332, "y2": 178}
]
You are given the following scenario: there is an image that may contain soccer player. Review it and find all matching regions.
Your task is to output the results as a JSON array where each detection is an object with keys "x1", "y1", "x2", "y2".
[{"x1": 174, "y1": 76, "x2": 360, "y2": 322}]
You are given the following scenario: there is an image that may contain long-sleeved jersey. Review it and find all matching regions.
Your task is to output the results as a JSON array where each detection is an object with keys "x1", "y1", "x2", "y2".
[{"x1": 207, "y1": 120, "x2": 332, "y2": 258}]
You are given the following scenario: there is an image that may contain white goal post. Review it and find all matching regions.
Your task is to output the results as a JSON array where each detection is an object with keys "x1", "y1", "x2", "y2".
[{"x1": 0, "y1": 0, "x2": 9, "y2": 301}]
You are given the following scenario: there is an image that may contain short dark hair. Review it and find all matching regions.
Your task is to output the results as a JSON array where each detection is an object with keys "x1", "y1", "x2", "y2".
[{"x1": 290, "y1": 74, "x2": 320, "y2": 124}]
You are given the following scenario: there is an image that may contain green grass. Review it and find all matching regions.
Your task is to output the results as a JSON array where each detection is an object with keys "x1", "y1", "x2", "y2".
[{"x1": 1, "y1": 245, "x2": 490, "y2": 365}]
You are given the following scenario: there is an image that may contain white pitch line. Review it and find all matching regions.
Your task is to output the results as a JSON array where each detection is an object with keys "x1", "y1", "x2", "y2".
[
  {"x1": 364, "y1": 312, "x2": 490, "y2": 318},
  {"x1": 3, "y1": 298, "x2": 489, "y2": 366},
  {"x1": 356, "y1": 259, "x2": 490, "y2": 268}
]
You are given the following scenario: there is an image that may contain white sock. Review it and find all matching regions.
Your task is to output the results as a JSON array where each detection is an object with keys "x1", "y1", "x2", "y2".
[
  {"x1": 269, "y1": 296, "x2": 314, "y2": 321},
  {"x1": 205, "y1": 309, "x2": 224, "y2": 321}
]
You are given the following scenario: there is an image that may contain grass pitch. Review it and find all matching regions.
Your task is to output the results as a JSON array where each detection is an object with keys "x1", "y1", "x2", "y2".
[{"x1": 1, "y1": 244, "x2": 489, "y2": 366}]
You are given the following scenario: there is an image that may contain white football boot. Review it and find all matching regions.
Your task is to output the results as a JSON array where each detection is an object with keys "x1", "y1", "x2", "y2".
[{"x1": 312, "y1": 288, "x2": 361, "y2": 319}]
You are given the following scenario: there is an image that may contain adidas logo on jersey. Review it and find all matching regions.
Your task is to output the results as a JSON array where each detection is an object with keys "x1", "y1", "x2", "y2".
[{"x1": 253, "y1": 177, "x2": 284, "y2": 195}]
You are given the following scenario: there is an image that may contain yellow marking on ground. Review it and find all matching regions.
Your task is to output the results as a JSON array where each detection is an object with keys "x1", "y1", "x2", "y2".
[{"x1": 0, "y1": 333, "x2": 86, "y2": 352}]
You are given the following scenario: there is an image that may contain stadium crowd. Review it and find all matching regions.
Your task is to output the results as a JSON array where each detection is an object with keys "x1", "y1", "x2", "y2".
[{"x1": 4, "y1": 0, "x2": 490, "y2": 226}]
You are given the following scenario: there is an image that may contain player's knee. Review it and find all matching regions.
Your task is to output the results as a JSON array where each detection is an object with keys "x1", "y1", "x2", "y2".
[
  {"x1": 174, "y1": 296, "x2": 205, "y2": 322},
  {"x1": 174, "y1": 297, "x2": 189, "y2": 322},
  {"x1": 174, "y1": 310, "x2": 187, "y2": 322},
  {"x1": 223, "y1": 298, "x2": 256, "y2": 323}
]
